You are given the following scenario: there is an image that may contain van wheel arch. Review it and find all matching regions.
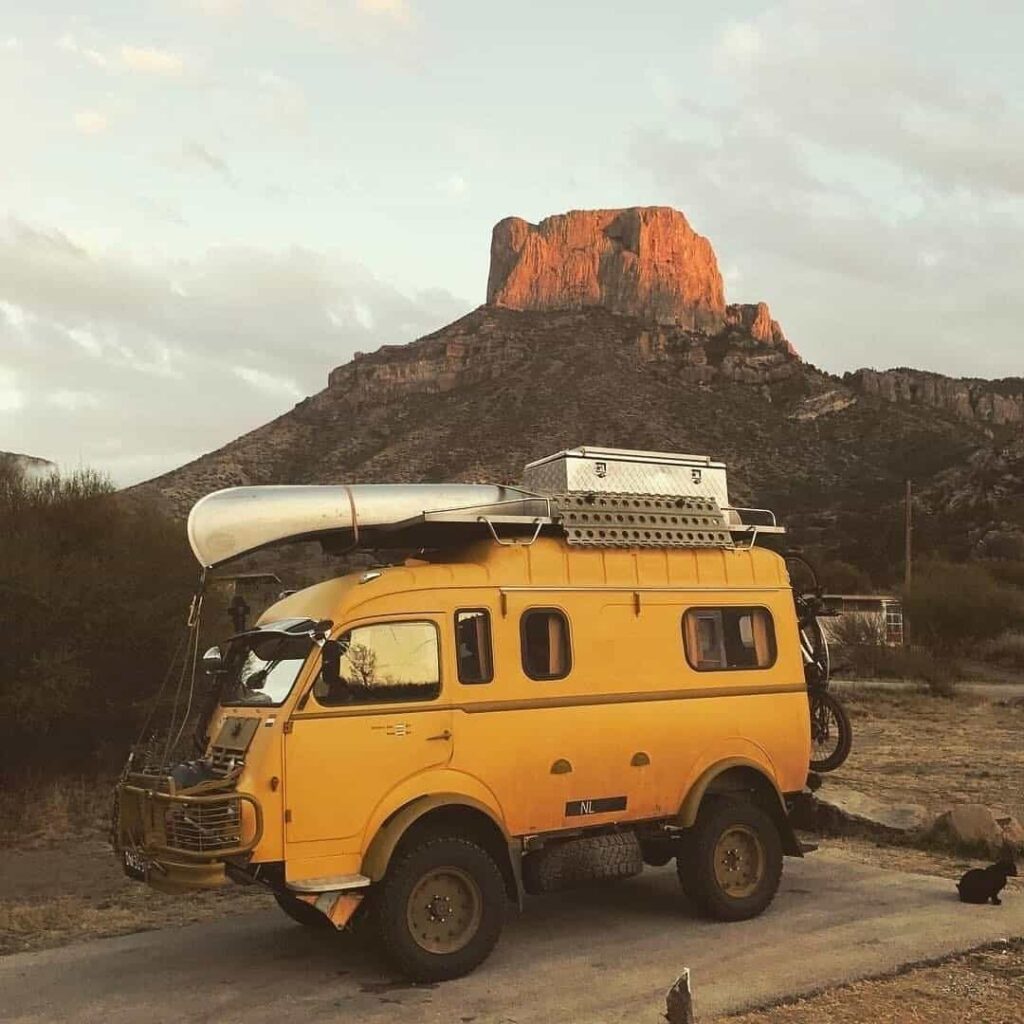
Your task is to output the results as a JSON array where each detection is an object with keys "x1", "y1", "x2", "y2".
[
  {"x1": 362, "y1": 797, "x2": 522, "y2": 906},
  {"x1": 679, "y1": 762, "x2": 802, "y2": 858}
]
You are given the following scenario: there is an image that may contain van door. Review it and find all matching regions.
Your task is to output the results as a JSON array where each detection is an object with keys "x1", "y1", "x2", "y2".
[
  {"x1": 284, "y1": 616, "x2": 452, "y2": 843},
  {"x1": 552, "y1": 601, "x2": 666, "y2": 825}
]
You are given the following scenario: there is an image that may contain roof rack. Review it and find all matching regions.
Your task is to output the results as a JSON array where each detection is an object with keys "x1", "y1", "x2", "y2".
[
  {"x1": 186, "y1": 447, "x2": 784, "y2": 567},
  {"x1": 382, "y1": 491, "x2": 783, "y2": 551}
]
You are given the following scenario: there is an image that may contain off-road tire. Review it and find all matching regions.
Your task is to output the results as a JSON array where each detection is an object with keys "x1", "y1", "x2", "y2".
[
  {"x1": 274, "y1": 891, "x2": 334, "y2": 929},
  {"x1": 374, "y1": 836, "x2": 505, "y2": 982},
  {"x1": 523, "y1": 832, "x2": 644, "y2": 893},
  {"x1": 809, "y1": 690, "x2": 853, "y2": 772},
  {"x1": 677, "y1": 798, "x2": 783, "y2": 921}
]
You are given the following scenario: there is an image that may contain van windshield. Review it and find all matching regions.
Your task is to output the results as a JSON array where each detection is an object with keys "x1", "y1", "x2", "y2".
[{"x1": 220, "y1": 620, "x2": 315, "y2": 706}]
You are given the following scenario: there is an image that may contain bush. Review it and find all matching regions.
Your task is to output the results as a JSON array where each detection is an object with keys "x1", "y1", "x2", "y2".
[
  {"x1": 828, "y1": 611, "x2": 887, "y2": 648},
  {"x1": 0, "y1": 463, "x2": 194, "y2": 775},
  {"x1": 979, "y1": 558, "x2": 1024, "y2": 589},
  {"x1": 980, "y1": 630, "x2": 1024, "y2": 670},
  {"x1": 817, "y1": 558, "x2": 873, "y2": 595},
  {"x1": 902, "y1": 559, "x2": 1023, "y2": 654},
  {"x1": 836, "y1": 642, "x2": 958, "y2": 695}
]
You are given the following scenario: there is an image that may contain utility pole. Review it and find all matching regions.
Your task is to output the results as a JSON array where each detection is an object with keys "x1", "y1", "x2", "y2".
[
  {"x1": 904, "y1": 478, "x2": 913, "y2": 590},
  {"x1": 904, "y1": 479, "x2": 912, "y2": 647}
]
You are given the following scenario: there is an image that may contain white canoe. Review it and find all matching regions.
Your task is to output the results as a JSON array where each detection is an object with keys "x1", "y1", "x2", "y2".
[{"x1": 187, "y1": 483, "x2": 536, "y2": 567}]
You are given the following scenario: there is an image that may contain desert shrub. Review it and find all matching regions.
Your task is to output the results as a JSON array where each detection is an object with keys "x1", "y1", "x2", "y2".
[
  {"x1": 829, "y1": 611, "x2": 887, "y2": 647},
  {"x1": 836, "y1": 642, "x2": 958, "y2": 695},
  {"x1": 817, "y1": 558, "x2": 873, "y2": 594},
  {"x1": 0, "y1": 464, "x2": 194, "y2": 775},
  {"x1": 979, "y1": 558, "x2": 1024, "y2": 589},
  {"x1": 902, "y1": 559, "x2": 1023, "y2": 654},
  {"x1": 980, "y1": 630, "x2": 1024, "y2": 670}
]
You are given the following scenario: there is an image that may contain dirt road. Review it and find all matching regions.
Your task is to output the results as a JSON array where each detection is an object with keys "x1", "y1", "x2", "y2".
[{"x1": 3, "y1": 851, "x2": 1022, "y2": 1023}]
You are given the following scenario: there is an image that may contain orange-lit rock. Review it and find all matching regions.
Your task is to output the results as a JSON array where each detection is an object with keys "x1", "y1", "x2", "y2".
[
  {"x1": 724, "y1": 302, "x2": 797, "y2": 356},
  {"x1": 487, "y1": 207, "x2": 727, "y2": 332}
]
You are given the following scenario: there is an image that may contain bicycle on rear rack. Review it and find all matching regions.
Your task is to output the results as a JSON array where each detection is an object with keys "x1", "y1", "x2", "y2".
[{"x1": 785, "y1": 554, "x2": 853, "y2": 773}]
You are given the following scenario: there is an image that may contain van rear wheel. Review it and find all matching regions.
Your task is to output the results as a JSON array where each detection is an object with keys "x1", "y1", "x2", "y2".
[
  {"x1": 375, "y1": 836, "x2": 505, "y2": 982},
  {"x1": 677, "y1": 798, "x2": 782, "y2": 921}
]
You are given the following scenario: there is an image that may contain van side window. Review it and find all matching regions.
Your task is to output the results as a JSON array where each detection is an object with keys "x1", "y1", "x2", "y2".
[
  {"x1": 455, "y1": 610, "x2": 493, "y2": 684},
  {"x1": 521, "y1": 609, "x2": 571, "y2": 680},
  {"x1": 314, "y1": 621, "x2": 440, "y2": 705},
  {"x1": 683, "y1": 608, "x2": 776, "y2": 671}
]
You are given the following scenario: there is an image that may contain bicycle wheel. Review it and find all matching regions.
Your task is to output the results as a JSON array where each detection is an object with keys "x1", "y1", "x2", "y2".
[{"x1": 808, "y1": 690, "x2": 852, "y2": 772}]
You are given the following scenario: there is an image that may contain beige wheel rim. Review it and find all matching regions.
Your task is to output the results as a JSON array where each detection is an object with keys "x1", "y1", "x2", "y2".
[
  {"x1": 406, "y1": 865, "x2": 483, "y2": 955},
  {"x1": 713, "y1": 825, "x2": 765, "y2": 899}
]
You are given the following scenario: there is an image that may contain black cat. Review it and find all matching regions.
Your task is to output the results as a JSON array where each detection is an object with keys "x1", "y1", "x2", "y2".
[{"x1": 957, "y1": 855, "x2": 1018, "y2": 905}]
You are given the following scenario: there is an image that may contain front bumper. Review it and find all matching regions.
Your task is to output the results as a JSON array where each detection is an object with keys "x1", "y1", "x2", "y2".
[{"x1": 115, "y1": 774, "x2": 264, "y2": 892}]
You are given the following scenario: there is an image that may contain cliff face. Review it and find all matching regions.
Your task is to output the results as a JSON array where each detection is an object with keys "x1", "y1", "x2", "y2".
[
  {"x1": 848, "y1": 369, "x2": 1024, "y2": 427},
  {"x1": 487, "y1": 207, "x2": 729, "y2": 333},
  {"x1": 327, "y1": 306, "x2": 798, "y2": 406}
]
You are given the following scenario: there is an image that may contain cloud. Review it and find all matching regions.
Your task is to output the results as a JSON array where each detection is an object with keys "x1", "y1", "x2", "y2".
[
  {"x1": 57, "y1": 34, "x2": 187, "y2": 77},
  {"x1": 46, "y1": 389, "x2": 101, "y2": 411},
  {"x1": 0, "y1": 367, "x2": 26, "y2": 412},
  {"x1": 714, "y1": 20, "x2": 763, "y2": 65},
  {"x1": 256, "y1": 71, "x2": 308, "y2": 131},
  {"x1": 184, "y1": 0, "x2": 248, "y2": 14},
  {"x1": 355, "y1": 0, "x2": 413, "y2": 25},
  {"x1": 178, "y1": 140, "x2": 236, "y2": 184},
  {"x1": 441, "y1": 174, "x2": 468, "y2": 197},
  {"x1": 632, "y1": 0, "x2": 1024, "y2": 378},
  {"x1": 74, "y1": 110, "x2": 109, "y2": 135},
  {"x1": 0, "y1": 217, "x2": 467, "y2": 484},
  {"x1": 57, "y1": 33, "x2": 109, "y2": 69},
  {"x1": 120, "y1": 45, "x2": 184, "y2": 76},
  {"x1": 233, "y1": 366, "x2": 305, "y2": 399}
]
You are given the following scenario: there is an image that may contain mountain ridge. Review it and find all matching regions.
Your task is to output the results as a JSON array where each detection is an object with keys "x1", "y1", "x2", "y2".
[{"x1": 132, "y1": 206, "x2": 1024, "y2": 579}]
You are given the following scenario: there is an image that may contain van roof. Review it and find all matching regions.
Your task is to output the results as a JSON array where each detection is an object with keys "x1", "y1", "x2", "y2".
[{"x1": 258, "y1": 538, "x2": 789, "y2": 627}]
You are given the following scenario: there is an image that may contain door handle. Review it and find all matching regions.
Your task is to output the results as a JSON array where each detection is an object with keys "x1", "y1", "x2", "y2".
[{"x1": 427, "y1": 729, "x2": 452, "y2": 741}]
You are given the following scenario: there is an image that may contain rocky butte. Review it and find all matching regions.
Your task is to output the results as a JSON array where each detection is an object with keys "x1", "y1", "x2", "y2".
[{"x1": 486, "y1": 206, "x2": 792, "y2": 351}]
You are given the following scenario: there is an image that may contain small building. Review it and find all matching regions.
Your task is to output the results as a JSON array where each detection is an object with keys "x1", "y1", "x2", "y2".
[{"x1": 820, "y1": 594, "x2": 904, "y2": 647}]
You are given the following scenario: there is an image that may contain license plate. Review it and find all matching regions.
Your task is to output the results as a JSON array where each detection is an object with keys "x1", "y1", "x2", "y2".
[{"x1": 123, "y1": 848, "x2": 150, "y2": 882}]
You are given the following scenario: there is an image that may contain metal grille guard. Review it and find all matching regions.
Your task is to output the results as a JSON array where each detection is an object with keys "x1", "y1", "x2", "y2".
[{"x1": 117, "y1": 783, "x2": 263, "y2": 863}]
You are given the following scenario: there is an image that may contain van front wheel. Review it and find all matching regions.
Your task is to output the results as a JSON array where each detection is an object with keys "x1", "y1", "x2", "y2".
[
  {"x1": 677, "y1": 799, "x2": 782, "y2": 921},
  {"x1": 375, "y1": 836, "x2": 505, "y2": 982}
]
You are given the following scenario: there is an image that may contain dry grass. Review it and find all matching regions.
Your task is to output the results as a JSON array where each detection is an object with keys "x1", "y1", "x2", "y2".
[
  {"x1": 831, "y1": 689, "x2": 1024, "y2": 826},
  {"x1": 0, "y1": 774, "x2": 112, "y2": 848},
  {"x1": 713, "y1": 939, "x2": 1024, "y2": 1023},
  {"x1": 0, "y1": 886, "x2": 272, "y2": 956}
]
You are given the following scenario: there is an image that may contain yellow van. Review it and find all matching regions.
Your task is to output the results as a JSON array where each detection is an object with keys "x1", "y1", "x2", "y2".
[{"x1": 115, "y1": 448, "x2": 810, "y2": 981}]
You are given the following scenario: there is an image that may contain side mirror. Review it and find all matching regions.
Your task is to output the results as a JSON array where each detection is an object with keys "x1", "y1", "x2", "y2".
[
  {"x1": 202, "y1": 646, "x2": 224, "y2": 676},
  {"x1": 321, "y1": 639, "x2": 342, "y2": 688}
]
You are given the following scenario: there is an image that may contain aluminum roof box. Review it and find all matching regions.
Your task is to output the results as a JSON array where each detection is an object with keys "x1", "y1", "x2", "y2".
[{"x1": 522, "y1": 446, "x2": 729, "y2": 506}]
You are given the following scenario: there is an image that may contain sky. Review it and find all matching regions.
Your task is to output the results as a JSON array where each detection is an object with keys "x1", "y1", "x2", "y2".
[{"x1": 1, "y1": 0, "x2": 1023, "y2": 484}]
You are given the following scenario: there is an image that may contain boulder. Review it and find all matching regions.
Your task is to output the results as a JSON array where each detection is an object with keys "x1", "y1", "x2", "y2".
[
  {"x1": 792, "y1": 783, "x2": 930, "y2": 837},
  {"x1": 928, "y1": 804, "x2": 1024, "y2": 854}
]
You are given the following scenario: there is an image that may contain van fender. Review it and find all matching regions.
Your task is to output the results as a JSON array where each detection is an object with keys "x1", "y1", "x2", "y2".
[
  {"x1": 360, "y1": 775, "x2": 522, "y2": 903},
  {"x1": 676, "y1": 755, "x2": 802, "y2": 858}
]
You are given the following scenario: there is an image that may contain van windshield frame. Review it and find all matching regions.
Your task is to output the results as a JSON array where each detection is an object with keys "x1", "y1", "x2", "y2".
[{"x1": 219, "y1": 619, "x2": 317, "y2": 707}]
